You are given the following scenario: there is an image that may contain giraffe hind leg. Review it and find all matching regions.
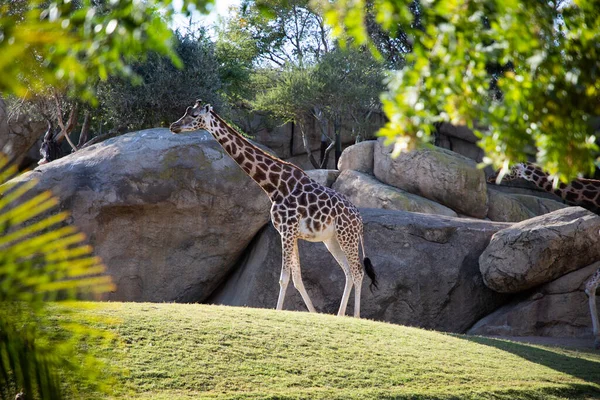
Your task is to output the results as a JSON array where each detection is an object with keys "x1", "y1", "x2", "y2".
[{"x1": 324, "y1": 237, "x2": 357, "y2": 317}]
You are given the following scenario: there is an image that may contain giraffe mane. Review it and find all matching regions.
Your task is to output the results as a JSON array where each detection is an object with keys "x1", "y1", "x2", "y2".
[{"x1": 210, "y1": 110, "x2": 307, "y2": 175}]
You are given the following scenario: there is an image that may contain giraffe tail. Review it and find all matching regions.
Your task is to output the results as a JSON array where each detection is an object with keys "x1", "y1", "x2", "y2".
[{"x1": 360, "y1": 235, "x2": 378, "y2": 291}]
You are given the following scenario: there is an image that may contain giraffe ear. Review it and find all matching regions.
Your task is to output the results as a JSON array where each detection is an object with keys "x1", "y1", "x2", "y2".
[
  {"x1": 204, "y1": 104, "x2": 212, "y2": 113},
  {"x1": 194, "y1": 99, "x2": 203, "y2": 108}
]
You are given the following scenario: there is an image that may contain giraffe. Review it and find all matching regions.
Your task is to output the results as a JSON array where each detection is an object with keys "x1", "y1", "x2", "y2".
[
  {"x1": 170, "y1": 100, "x2": 378, "y2": 317},
  {"x1": 488, "y1": 162, "x2": 600, "y2": 213},
  {"x1": 585, "y1": 268, "x2": 600, "y2": 349}
]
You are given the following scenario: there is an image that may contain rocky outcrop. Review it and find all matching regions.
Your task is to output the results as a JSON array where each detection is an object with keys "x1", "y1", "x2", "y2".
[
  {"x1": 486, "y1": 188, "x2": 535, "y2": 222},
  {"x1": 509, "y1": 194, "x2": 567, "y2": 216},
  {"x1": 332, "y1": 170, "x2": 457, "y2": 217},
  {"x1": 480, "y1": 207, "x2": 600, "y2": 293},
  {"x1": 7, "y1": 128, "x2": 271, "y2": 302},
  {"x1": 374, "y1": 139, "x2": 488, "y2": 218},
  {"x1": 469, "y1": 262, "x2": 600, "y2": 338},
  {"x1": 0, "y1": 97, "x2": 46, "y2": 168},
  {"x1": 337, "y1": 140, "x2": 375, "y2": 174},
  {"x1": 306, "y1": 169, "x2": 340, "y2": 188},
  {"x1": 210, "y1": 209, "x2": 510, "y2": 333}
]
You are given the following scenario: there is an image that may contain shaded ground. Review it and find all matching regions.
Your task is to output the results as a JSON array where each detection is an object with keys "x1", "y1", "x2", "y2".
[{"x1": 477, "y1": 335, "x2": 597, "y2": 350}]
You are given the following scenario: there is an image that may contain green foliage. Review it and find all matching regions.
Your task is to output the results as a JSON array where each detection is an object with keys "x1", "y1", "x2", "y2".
[
  {"x1": 63, "y1": 302, "x2": 600, "y2": 399},
  {"x1": 235, "y1": 0, "x2": 331, "y2": 68},
  {"x1": 0, "y1": 0, "x2": 213, "y2": 102},
  {"x1": 317, "y1": 0, "x2": 600, "y2": 181},
  {"x1": 252, "y1": 67, "x2": 317, "y2": 125},
  {"x1": 313, "y1": 47, "x2": 385, "y2": 134},
  {"x1": 0, "y1": 155, "x2": 115, "y2": 399},
  {"x1": 97, "y1": 29, "x2": 223, "y2": 131}
]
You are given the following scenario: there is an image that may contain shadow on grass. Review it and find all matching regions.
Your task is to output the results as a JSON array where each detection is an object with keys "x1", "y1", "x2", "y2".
[{"x1": 428, "y1": 335, "x2": 600, "y2": 400}]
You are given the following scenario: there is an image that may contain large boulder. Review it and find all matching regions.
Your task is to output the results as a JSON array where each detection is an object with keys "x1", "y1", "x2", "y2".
[
  {"x1": 305, "y1": 169, "x2": 340, "y2": 188},
  {"x1": 486, "y1": 188, "x2": 535, "y2": 222},
  {"x1": 373, "y1": 139, "x2": 488, "y2": 218},
  {"x1": 210, "y1": 209, "x2": 510, "y2": 333},
  {"x1": 337, "y1": 140, "x2": 375, "y2": 174},
  {"x1": 7, "y1": 128, "x2": 271, "y2": 302},
  {"x1": 509, "y1": 194, "x2": 567, "y2": 216},
  {"x1": 480, "y1": 207, "x2": 600, "y2": 293},
  {"x1": 469, "y1": 262, "x2": 600, "y2": 338},
  {"x1": 332, "y1": 170, "x2": 458, "y2": 217}
]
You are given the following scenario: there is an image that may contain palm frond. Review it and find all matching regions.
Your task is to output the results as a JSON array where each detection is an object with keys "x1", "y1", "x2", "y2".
[{"x1": 0, "y1": 153, "x2": 116, "y2": 400}]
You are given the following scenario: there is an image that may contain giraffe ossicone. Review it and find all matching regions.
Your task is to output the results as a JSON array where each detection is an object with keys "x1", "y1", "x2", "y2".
[{"x1": 170, "y1": 100, "x2": 377, "y2": 317}]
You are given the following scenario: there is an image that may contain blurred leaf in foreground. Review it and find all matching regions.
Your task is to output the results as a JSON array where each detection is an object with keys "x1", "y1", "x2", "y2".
[{"x1": 0, "y1": 154, "x2": 115, "y2": 400}]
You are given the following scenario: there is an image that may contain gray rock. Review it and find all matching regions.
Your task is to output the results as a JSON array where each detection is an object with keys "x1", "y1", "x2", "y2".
[
  {"x1": 480, "y1": 207, "x2": 600, "y2": 293},
  {"x1": 305, "y1": 169, "x2": 340, "y2": 188},
  {"x1": 0, "y1": 97, "x2": 46, "y2": 167},
  {"x1": 332, "y1": 170, "x2": 457, "y2": 217},
  {"x1": 7, "y1": 128, "x2": 271, "y2": 302},
  {"x1": 510, "y1": 194, "x2": 568, "y2": 216},
  {"x1": 374, "y1": 139, "x2": 488, "y2": 218},
  {"x1": 469, "y1": 262, "x2": 600, "y2": 338},
  {"x1": 337, "y1": 141, "x2": 375, "y2": 174},
  {"x1": 210, "y1": 209, "x2": 510, "y2": 333},
  {"x1": 487, "y1": 188, "x2": 535, "y2": 222}
]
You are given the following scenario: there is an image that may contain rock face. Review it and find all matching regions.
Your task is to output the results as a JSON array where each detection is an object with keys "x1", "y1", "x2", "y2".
[
  {"x1": 332, "y1": 170, "x2": 458, "y2": 217},
  {"x1": 0, "y1": 97, "x2": 46, "y2": 168},
  {"x1": 480, "y1": 207, "x2": 600, "y2": 293},
  {"x1": 486, "y1": 188, "x2": 535, "y2": 222},
  {"x1": 509, "y1": 194, "x2": 567, "y2": 216},
  {"x1": 8, "y1": 129, "x2": 271, "y2": 302},
  {"x1": 337, "y1": 140, "x2": 375, "y2": 174},
  {"x1": 469, "y1": 262, "x2": 600, "y2": 338},
  {"x1": 305, "y1": 169, "x2": 340, "y2": 188},
  {"x1": 210, "y1": 209, "x2": 510, "y2": 333},
  {"x1": 373, "y1": 139, "x2": 488, "y2": 218}
]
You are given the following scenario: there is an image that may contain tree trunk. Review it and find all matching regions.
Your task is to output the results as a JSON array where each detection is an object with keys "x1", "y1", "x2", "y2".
[
  {"x1": 334, "y1": 119, "x2": 342, "y2": 168},
  {"x1": 77, "y1": 110, "x2": 91, "y2": 148},
  {"x1": 299, "y1": 122, "x2": 320, "y2": 169}
]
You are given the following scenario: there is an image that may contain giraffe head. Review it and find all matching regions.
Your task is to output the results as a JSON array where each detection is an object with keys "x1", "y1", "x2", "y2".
[
  {"x1": 487, "y1": 163, "x2": 530, "y2": 184},
  {"x1": 170, "y1": 100, "x2": 213, "y2": 134}
]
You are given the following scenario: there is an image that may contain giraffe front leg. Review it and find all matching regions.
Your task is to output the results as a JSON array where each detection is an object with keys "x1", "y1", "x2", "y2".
[
  {"x1": 588, "y1": 290, "x2": 600, "y2": 349},
  {"x1": 585, "y1": 269, "x2": 600, "y2": 349},
  {"x1": 276, "y1": 266, "x2": 290, "y2": 311},
  {"x1": 281, "y1": 232, "x2": 316, "y2": 313}
]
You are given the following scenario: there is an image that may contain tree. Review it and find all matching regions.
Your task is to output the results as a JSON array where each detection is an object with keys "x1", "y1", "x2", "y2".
[
  {"x1": 317, "y1": 0, "x2": 600, "y2": 181},
  {"x1": 0, "y1": 0, "x2": 213, "y2": 101},
  {"x1": 252, "y1": 46, "x2": 385, "y2": 168},
  {"x1": 219, "y1": 0, "x2": 385, "y2": 168},
  {"x1": 312, "y1": 47, "x2": 385, "y2": 163},
  {"x1": 97, "y1": 29, "x2": 224, "y2": 131}
]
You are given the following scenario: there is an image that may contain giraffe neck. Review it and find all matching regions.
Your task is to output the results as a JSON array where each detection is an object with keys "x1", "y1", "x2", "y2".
[
  {"x1": 517, "y1": 164, "x2": 557, "y2": 193},
  {"x1": 518, "y1": 164, "x2": 600, "y2": 208},
  {"x1": 207, "y1": 111, "x2": 307, "y2": 200}
]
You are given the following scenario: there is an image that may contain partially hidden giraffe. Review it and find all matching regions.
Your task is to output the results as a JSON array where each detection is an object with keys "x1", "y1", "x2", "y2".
[
  {"x1": 490, "y1": 162, "x2": 600, "y2": 348},
  {"x1": 585, "y1": 268, "x2": 600, "y2": 349},
  {"x1": 170, "y1": 100, "x2": 378, "y2": 317},
  {"x1": 488, "y1": 162, "x2": 600, "y2": 212}
]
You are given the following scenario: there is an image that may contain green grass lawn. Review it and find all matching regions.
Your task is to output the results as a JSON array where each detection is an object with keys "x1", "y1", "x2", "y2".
[{"x1": 62, "y1": 302, "x2": 600, "y2": 400}]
